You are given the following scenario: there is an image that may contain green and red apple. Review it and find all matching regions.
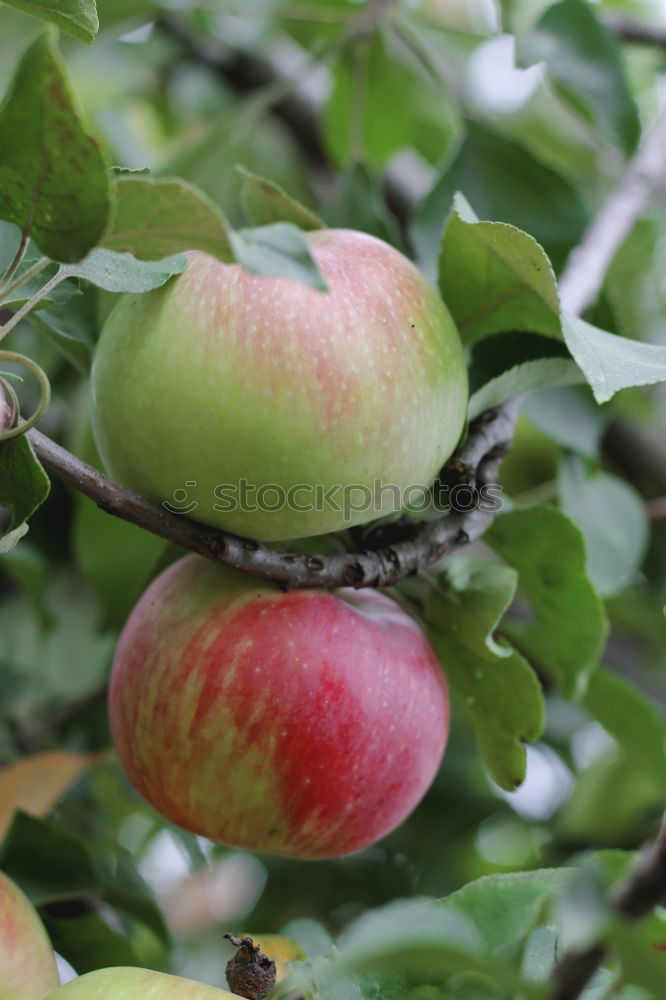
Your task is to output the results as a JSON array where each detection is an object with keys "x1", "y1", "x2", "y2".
[
  {"x1": 0, "y1": 871, "x2": 59, "y2": 1000},
  {"x1": 109, "y1": 555, "x2": 449, "y2": 859},
  {"x1": 43, "y1": 967, "x2": 236, "y2": 999},
  {"x1": 92, "y1": 229, "x2": 467, "y2": 540}
]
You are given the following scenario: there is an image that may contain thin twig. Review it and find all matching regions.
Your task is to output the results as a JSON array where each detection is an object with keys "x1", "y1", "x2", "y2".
[
  {"x1": 558, "y1": 107, "x2": 666, "y2": 315},
  {"x1": 27, "y1": 398, "x2": 519, "y2": 590},
  {"x1": 550, "y1": 816, "x2": 666, "y2": 1000},
  {"x1": 605, "y1": 15, "x2": 666, "y2": 48}
]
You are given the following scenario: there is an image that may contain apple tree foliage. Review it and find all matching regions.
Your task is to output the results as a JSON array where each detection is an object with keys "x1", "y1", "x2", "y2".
[{"x1": 0, "y1": 0, "x2": 664, "y2": 997}]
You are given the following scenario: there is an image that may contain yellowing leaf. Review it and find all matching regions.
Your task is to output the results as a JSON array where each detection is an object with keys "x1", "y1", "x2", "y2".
[{"x1": 0, "y1": 751, "x2": 101, "y2": 837}]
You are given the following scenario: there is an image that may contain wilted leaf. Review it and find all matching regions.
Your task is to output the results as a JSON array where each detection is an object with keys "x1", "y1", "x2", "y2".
[{"x1": 0, "y1": 751, "x2": 101, "y2": 839}]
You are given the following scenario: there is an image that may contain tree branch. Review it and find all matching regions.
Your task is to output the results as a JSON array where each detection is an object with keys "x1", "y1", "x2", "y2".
[
  {"x1": 27, "y1": 397, "x2": 519, "y2": 589},
  {"x1": 550, "y1": 816, "x2": 666, "y2": 1000},
  {"x1": 558, "y1": 107, "x2": 666, "y2": 315},
  {"x1": 606, "y1": 15, "x2": 666, "y2": 48}
]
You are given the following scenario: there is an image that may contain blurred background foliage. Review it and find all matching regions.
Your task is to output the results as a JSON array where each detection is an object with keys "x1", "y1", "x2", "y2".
[{"x1": 0, "y1": 0, "x2": 665, "y2": 988}]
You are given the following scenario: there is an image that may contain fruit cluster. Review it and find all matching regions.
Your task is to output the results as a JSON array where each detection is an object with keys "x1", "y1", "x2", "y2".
[{"x1": 94, "y1": 230, "x2": 467, "y2": 860}]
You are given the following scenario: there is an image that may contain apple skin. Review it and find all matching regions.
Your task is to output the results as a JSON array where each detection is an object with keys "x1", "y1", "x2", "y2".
[
  {"x1": 91, "y1": 229, "x2": 467, "y2": 541},
  {"x1": 43, "y1": 967, "x2": 236, "y2": 999},
  {"x1": 0, "y1": 871, "x2": 59, "y2": 1000},
  {"x1": 109, "y1": 555, "x2": 449, "y2": 859}
]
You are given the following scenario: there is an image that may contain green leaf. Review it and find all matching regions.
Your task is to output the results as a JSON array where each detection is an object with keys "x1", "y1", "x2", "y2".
[
  {"x1": 102, "y1": 176, "x2": 233, "y2": 262},
  {"x1": 322, "y1": 161, "x2": 402, "y2": 248},
  {"x1": 520, "y1": 0, "x2": 640, "y2": 154},
  {"x1": 522, "y1": 386, "x2": 607, "y2": 458},
  {"x1": 238, "y1": 165, "x2": 324, "y2": 230},
  {"x1": 0, "y1": 262, "x2": 80, "y2": 312},
  {"x1": 29, "y1": 286, "x2": 97, "y2": 373},
  {"x1": 558, "y1": 457, "x2": 649, "y2": 597},
  {"x1": 229, "y1": 222, "x2": 328, "y2": 290},
  {"x1": 438, "y1": 195, "x2": 562, "y2": 346},
  {"x1": 486, "y1": 507, "x2": 608, "y2": 698},
  {"x1": 1, "y1": 0, "x2": 99, "y2": 43},
  {"x1": 324, "y1": 27, "x2": 458, "y2": 170},
  {"x1": 413, "y1": 125, "x2": 587, "y2": 281},
  {"x1": 44, "y1": 911, "x2": 141, "y2": 974},
  {"x1": 0, "y1": 541, "x2": 52, "y2": 628},
  {"x1": 561, "y1": 313, "x2": 666, "y2": 404},
  {"x1": 65, "y1": 248, "x2": 188, "y2": 292},
  {"x1": 469, "y1": 357, "x2": 582, "y2": 420},
  {"x1": 426, "y1": 559, "x2": 545, "y2": 789},
  {"x1": 605, "y1": 923, "x2": 666, "y2": 996},
  {"x1": 554, "y1": 862, "x2": 611, "y2": 953},
  {"x1": 583, "y1": 668, "x2": 666, "y2": 791},
  {"x1": 0, "y1": 221, "x2": 21, "y2": 272},
  {"x1": 0, "y1": 33, "x2": 110, "y2": 262},
  {"x1": 0, "y1": 433, "x2": 50, "y2": 535},
  {"x1": 73, "y1": 493, "x2": 166, "y2": 627},
  {"x1": 442, "y1": 869, "x2": 572, "y2": 958},
  {"x1": 0, "y1": 811, "x2": 99, "y2": 903},
  {"x1": 330, "y1": 899, "x2": 542, "y2": 998}
]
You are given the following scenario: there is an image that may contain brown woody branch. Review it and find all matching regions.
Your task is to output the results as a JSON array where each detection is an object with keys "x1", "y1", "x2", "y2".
[
  {"x1": 605, "y1": 15, "x2": 666, "y2": 48},
  {"x1": 27, "y1": 397, "x2": 519, "y2": 590},
  {"x1": 550, "y1": 816, "x2": 666, "y2": 1000}
]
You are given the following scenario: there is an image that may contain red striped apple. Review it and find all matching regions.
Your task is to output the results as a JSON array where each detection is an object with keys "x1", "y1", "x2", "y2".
[
  {"x1": 91, "y1": 229, "x2": 467, "y2": 541},
  {"x1": 109, "y1": 555, "x2": 449, "y2": 859},
  {"x1": 43, "y1": 968, "x2": 236, "y2": 999},
  {"x1": 0, "y1": 871, "x2": 59, "y2": 1000}
]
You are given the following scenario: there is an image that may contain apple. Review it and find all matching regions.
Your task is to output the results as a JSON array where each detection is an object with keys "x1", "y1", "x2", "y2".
[
  {"x1": 43, "y1": 967, "x2": 237, "y2": 999},
  {"x1": 0, "y1": 871, "x2": 59, "y2": 1000},
  {"x1": 109, "y1": 554, "x2": 449, "y2": 859},
  {"x1": 91, "y1": 229, "x2": 467, "y2": 541}
]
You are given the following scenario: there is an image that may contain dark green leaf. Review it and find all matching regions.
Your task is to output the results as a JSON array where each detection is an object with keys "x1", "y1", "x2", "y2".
[
  {"x1": 102, "y1": 176, "x2": 233, "y2": 262},
  {"x1": 561, "y1": 313, "x2": 666, "y2": 403},
  {"x1": 44, "y1": 911, "x2": 141, "y2": 973},
  {"x1": 0, "y1": 33, "x2": 110, "y2": 262},
  {"x1": 426, "y1": 559, "x2": 545, "y2": 789},
  {"x1": 0, "y1": 541, "x2": 52, "y2": 628},
  {"x1": 558, "y1": 456, "x2": 648, "y2": 597},
  {"x1": 2, "y1": 0, "x2": 99, "y2": 43},
  {"x1": 413, "y1": 125, "x2": 586, "y2": 281},
  {"x1": 0, "y1": 433, "x2": 50, "y2": 535},
  {"x1": 324, "y1": 27, "x2": 458, "y2": 169},
  {"x1": 238, "y1": 165, "x2": 324, "y2": 230},
  {"x1": 0, "y1": 811, "x2": 98, "y2": 903},
  {"x1": 520, "y1": 0, "x2": 640, "y2": 154},
  {"x1": 229, "y1": 222, "x2": 328, "y2": 290},
  {"x1": 322, "y1": 162, "x2": 402, "y2": 248},
  {"x1": 437, "y1": 195, "x2": 561, "y2": 346},
  {"x1": 29, "y1": 286, "x2": 97, "y2": 373},
  {"x1": 487, "y1": 506, "x2": 608, "y2": 698}
]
